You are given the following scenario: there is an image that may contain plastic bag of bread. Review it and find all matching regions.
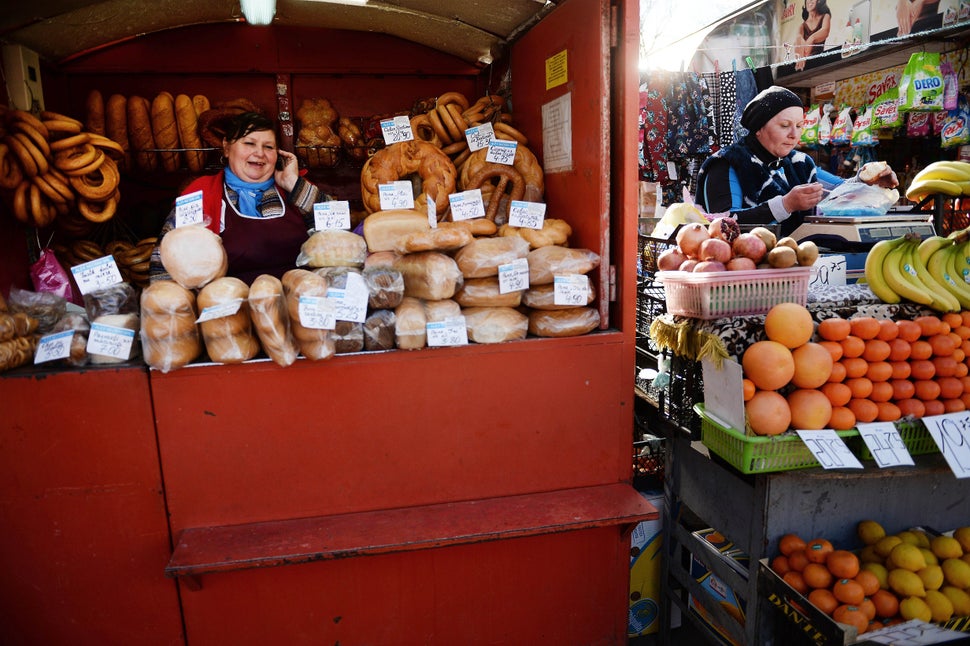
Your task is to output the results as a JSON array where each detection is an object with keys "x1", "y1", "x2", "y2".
[
  {"x1": 364, "y1": 309, "x2": 396, "y2": 351},
  {"x1": 333, "y1": 320, "x2": 364, "y2": 354},
  {"x1": 392, "y1": 251, "x2": 463, "y2": 300},
  {"x1": 8, "y1": 287, "x2": 66, "y2": 334},
  {"x1": 297, "y1": 230, "x2": 368, "y2": 269},
  {"x1": 282, "y1": 269, "x2": 335, "y2": 361},
  {"x1": 463, "y1": 307, "x2": 528, "y2": 344},
  {"x1": 140, "y1": 280, "x2": 202, "y2": 372},
  {"x1": 362, "y1": 209, "x2": 430, "y2": 252},
  {"x1": 363, "y1": 267, "x2": 404, "y2": 310},
  {"x1": 453, "y1": 277, "x2": 522, "y2": 308},
  {"x1": 84, "y1": 282, "x2": 139, "y2": 320},
  {"x1": 454, "y1": 236, "x2": 530, "y2": 278},
  {"x1": 394, "y1": 296, "x2": 426, "y2": 350},
  {"x1": 528, "y1": 307, "x2": 601, "y2": 337},
  {"x1": 89, "y1": 313, "x2": 141, "y2": 364},
  {"x1": 521, "y1": 282, "x2": 596, "y2": 310},
  {"x1": 159, "y1": 224, "x2": 228, "y2": 290},
  {"x1": 0, "y1": 311, "x2": 37, "y2": 343},
  {"x1": 0, "y1": 335, "x2": 36, "y2": 373},
  {"x1": 363, "y1": 250, "x2": 401, "y2": 269},
  {"x1": 393, "y1": 226, "x2": 472, "y2": 254},
  {"x1": 527, "y1": 246, "x2": 601, "y2": 285},
  {"x1": 51, "y1": 312, "x2": 91, "y2": 367},
  {"x1": 423, "y1": 299, "x2": 461, "y2": 322},
  {"x1": 498, "y1": 218, "x2": 572, "y2": 249},
  {"x1": 196, "y1": 277, "x2": 259, "y2": 364},
  {"x1": 248, "y1": 274, "x2": 298, "y2": 367}
]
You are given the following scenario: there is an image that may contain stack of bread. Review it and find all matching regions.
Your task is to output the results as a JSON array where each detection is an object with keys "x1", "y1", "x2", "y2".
[
  {"x1": 295, "y1": 98, "x2": 342, "y2": 168},
  {"x1": 282, "y1": 269, "x2": 336, "y2": 361},
  {"x1": 248, "y1": 275, "x2": 299, "y2": 367},
  {"x1": 140, "y1": 280, "x2": 202, "y2": 372},
  {"x1": 196, "y1": 277, "x2": 260, "y2": 364},
  {"x1": 0, "y1": 291, "x2": 38, "y2": 373}
]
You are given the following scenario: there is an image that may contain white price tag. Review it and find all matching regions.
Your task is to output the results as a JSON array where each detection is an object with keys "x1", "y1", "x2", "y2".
[
  {"x1": 313, "y1": 200, "x2": 352, "y2": 231},
  {"x1": 298, "y1": 296, "x2": 336, "y2": 330},
  {"x1": 426, "y1": 317, "x2": 468, "y2": 347},
  {"x1": 380, "y1": 116, "x2": 414, "y2": 144},
  {"x1": 327, "y1": 272, "x2": 368, "y2": 323},
  {"x1": 448, "y1": 189, "x2": 485, "y2": 221},
  {"x1": 553, "y1": 274, "x2": 589, "y2": 306},
  {"x1": 856, "y1": 422, "x2": 915, "y2": 468},
  {"x1": 486, "y1": 139, "x2": 518, "y2": 165},
  {"x1": 175, "y1": 190, "x2": 204, "y2": 227},
  {"x1": 796, "y1": 430, "x2": 864, "y2": 469},
  {"x1": 34, "y1": 330, "x2": 74, "y2": 364},
  {"x1": 465, "y1": 123, "x2": 495, "y2": 152},
  {"x1": 86, "y1": 322, "x2": 135, "y2": 361},
  {"x1": 508, "y1": 201, "x2": 546, "y2": 229},
  {"x1": 378, "y1": 181, "x2": 415, "y2": 211},
  {"x1": 809, "y1": 255, "x2": 847, "y2": 287},
  {"x1": 498, "y1": 258, "x2": 530, "y2": 294},
  {"x1": 427, "y1": 194, "x2": 438, "y2": 228},
  {"x1": 196, "y1": 299, "x2": 243, "y2": 323},
  {"x1": 71, "y1": 256, "x2": 124, "y2": 295},
  {"x1": 923, "y1": 412, "x2": 970, "y2": 478}
]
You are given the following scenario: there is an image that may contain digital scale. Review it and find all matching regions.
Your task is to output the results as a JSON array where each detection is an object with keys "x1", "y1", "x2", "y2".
[{"x1": 790, "y1": 211, "x2": 936, "y2": 244}]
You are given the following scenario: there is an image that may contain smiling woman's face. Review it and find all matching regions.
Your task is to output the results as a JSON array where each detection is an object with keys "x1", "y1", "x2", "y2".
[{"x1": 224, "y1": 129, "x2": 278, "y2": 183}]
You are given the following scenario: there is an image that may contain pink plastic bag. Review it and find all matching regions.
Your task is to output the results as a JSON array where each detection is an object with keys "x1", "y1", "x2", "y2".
[{"x1": 30, "y1": 248, "x2": 77, "y2": 304}]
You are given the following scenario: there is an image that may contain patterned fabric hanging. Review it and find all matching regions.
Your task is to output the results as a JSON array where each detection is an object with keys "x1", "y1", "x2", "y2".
[
  {"x1": 639, "y1": 73, "x2": 669, "y2": 183},
  {"x1": 717, "y1": 70, "x2": 737, "y2": 147},
  {"x1": 665, "y1": 72, "x2": 711, "y2": 157}
]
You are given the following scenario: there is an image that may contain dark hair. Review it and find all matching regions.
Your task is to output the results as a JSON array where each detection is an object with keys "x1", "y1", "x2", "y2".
[
  {"x1": 223, "y1": 111, "x2": 277, "y2": 143},
  {"x1": 803, "y1": 0, "x2": 830, "y2": 20}
]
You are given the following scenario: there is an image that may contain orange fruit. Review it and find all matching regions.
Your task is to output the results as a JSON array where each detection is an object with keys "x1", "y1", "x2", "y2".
[
  {"x1": 828, "y1": 406, "x2": 856, "y2": 430},
  {"x1": 923, "y1": 399, "x2": 946, "y2": 416},
  {"x1": 891, "y1": 379, "x2": 916, "y2": 401},
  {"x1": 784, "y1": 570, "x2": 809, "y2": 594},
  {"x1": 803, "y1": 562, "x2": 834, "y2": 589},
  {"x1": 933, "y1": 356, "x2": 958, "y2": 377},
  {"x1": 956, "y1": 362, "x2": 969, "y2": 378},
  {"x1": 742, "y1": 341, "x2": 795, "y2": 390},
  {"x1": 765, "y1": 302, "x2": 814, "y2": 349},
  {"x1": 915, "y1": 379, "x2": 942, "y2": 401},
  {"x1": 854, "y1": 570, "x2": 881, "y2": 597},
  {"x1": 808, "y1": 588, "x2": 839, "y2": 615},
  {"x1": 954, "y1": 348, "x2": 966, "y2": 363},
  {"x1": 821, "y1": 382, "x2": 852, "y2": 407},
  {"x1": 897, "y1": 398, "x2": 926, "y2": 418},
  {"x1": 938, "y1": 376, "x2": 964, "y2": 400},
  {"x1": 909, "y1": 359, "x2": 936, "y2": 381},
  {"x1": 865, "y1": 361, "x2": 893, "y2": 383},
  {"x1": 916, "y1": 316, "x2": 943, "y2": 337},
  {"x1": 960, "y1": 392, "x2": 970, "y2": 409},
  {"x1": 846, "y1": 377, "x2": 873, "y2": 399},
  {"x1": 842, "y1": 357, "x2": 869, "y2": 379},
  {"x1": 833, "y1": 578, "x2": 866, "y2": 605},
  {"x1": 827, "y1": 550, "x2": 861, "y2": 579},
  {"x1": 788, "y1": 549, "x2": 810, "y2": 572},
  {"x1": 876, "y1": 401, "x2": 902, "y2": 422},
  {"x1": 779, "y1": 533, "x2": 807, "y2": 556},
  {"x1": 889, "y1": 360, "x2": 912, "y2": 380},
  {"x1": 943, "y1": 398, "x2": 967, "y2": 413},
  {"x1": 943, "y1": 312, "x2": 963, "y2": 329},
  {"x1": 818, "y1": 317, "x2": 851, "y2": 342},
  {"x1": 743, "y1": 378, "x2": 756, "y2": 401},
  {"x1": 848, "y1": 398, "x2": 879, "y2": 423},
  {"x1": 833, "y1": 604, "x2": 869, "y2": 634},
  {"x1": 963, "y1": 338, "x2": 970, "y2": 356},
  {"x1": 858, "y1": 598, "x2": 877, "y2": 621},
  {"x1": 887, "y1": 338, "x2": 912, "y2": 362},
  {"x1": 791, "y1": 343, "x2": 834, "y2": 389},
  {"x1": 962, "y1": 311, "x2": 970, "y2": 328},
  {"x1": 962, "y1": 375, "x2": 970, "y2": 393},
  {"x1": 929, "y1": 334, "x2": 957, "y2": 357},
  {"x1": 788, "y1": 389, "x2": 832, "y2": 430},
  {"x1": 828, "y1": 361, "x2": 848, "y2": 383},
  {"x1": 897, "y1": 320, "x2": 922, "y2": 342},
  {"x1": 871, "y1": 589, "x2": 900, "y2": 619},
  {"x1": 863, "y1": 339, "x2": 891, "y2": 362},
  {"x1": 805, "y1": 538, "x2": 834, "y2": 564},
  {"x1": 954, "y1": 325, "x2": 970, "y2": 340},
  {"x1": 876, "y1": 319, "x2": 899, "y2": 341},
  {"x1": 850, "y1": 317, "x2": 881, "y2": 340},
  {"x1": 746, "y1": 390, "x2": 791, "y2": 436},
  {"x1": 841, "y1": 335, "x2": 866, "y2": 358},
  {"x1": 819, "y1": 340, "x2": 844, "y2": 362},
  {"x1": 772, "y1": 554, "x2": 791, "y2": 575},
  {"x1": 869, "y1": 381, "x2": 894, "y2": 403},
  {"x1": 910, "y1": 340, "x2": 933, "y2": 360}
]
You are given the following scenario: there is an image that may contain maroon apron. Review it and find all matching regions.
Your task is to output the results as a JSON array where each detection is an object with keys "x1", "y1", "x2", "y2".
[{"x1": 218, "y1": 191, "x2": 309, "y2": 284}]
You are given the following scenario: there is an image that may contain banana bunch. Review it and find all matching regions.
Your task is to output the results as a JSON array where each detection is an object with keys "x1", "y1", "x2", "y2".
[
  {"x1": 864, "y1": 232, "x2": 970, "y2": 312},
  {"x1": 53, "y1": 237, "x2": 156, "y2": 288},
  {"x1": 905, "y1": 161, "x2": 970, "y2": 201}
]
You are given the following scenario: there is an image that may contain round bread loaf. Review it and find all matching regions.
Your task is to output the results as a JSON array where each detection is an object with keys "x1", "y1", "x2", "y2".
[{"x1": 159, "y1": 225, "x2": 228, "y2": 289}]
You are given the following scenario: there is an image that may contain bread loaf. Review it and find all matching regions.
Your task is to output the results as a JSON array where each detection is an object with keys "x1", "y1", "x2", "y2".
[
  {"x1": 333, "y1": 320, "x2": 364, "y2": 354},
  {"x1": 363, "y1": 250, "x2": 401, "y2": 269},
  {"x1": 498, "y1": 218, "x2": 572, "y2": 248},
  {"x1": 105, "y1": 94, "x2": 130, "y2": 169},
  {"x1": 440, "y1": 218, "x2": 498, "y2": 237},
  {"x1": 197, "y1": 277, "x2": 259, "y2": 364},
  {"x1": 527, "y1": 246, "x2": 601, "y2": 285},
  {"x1": 281, "y1": 269, "x2": 335, "y2": 361},
  {"x1": 521, "y1": 282, "x2": 596, "y2": 310},
  {"x1": 363, "y1": 266, "x2": 404, "y2": 309},
  {"x1": 393, "y1": 225, "x2": 472, "y2": 254},
  {"x1": 151, "y1": 92, "x2": 181, "y2": 172},
  {"x1": 297, "y1": 230, "x2": 368, "y2": 268},
  {"x1": 140, "y1": 280, "x2": 199, "y2": 342},
  {"x1": 127, "y1": 95, "x2": 157, "y2": 171},
  {"x1": 463, "y1": 306, "x2": 528, "y2": 344},
  {"x1": 394, "y1": 296, "x2": 426, "y2": 350},
  {"x1": 392, "y1": 251, "x2": 463, "y2": 300},
  {"x1": 192, "y1": 95, "x2": 211, "y2": 118},
  {"x1": 248, "y1": 274, "x2": 299, "y2": 367},
  {"x1": 362, "y1": 209, "x2": 430, "y2": 252},
  {"x1": 454, "y1": 236, "x2": 530, "y2": 278},
  {"x1": 527, "y1": 307, "x2": 600, "y2": 337},
  {"x1": 175, "y1": 94, "x2": 206, "y2": 172},
  {"x1": 423, "y1": 298, "x2": 461, "y2": 322},
  {"x1": 453, "y1": 277, "x2": 522, "y2": 308},
  {"x1": 364, "y1": 309, "x2": 396, "y2": 351},
  {"x1": 89, "y1": 313, "x2": 141, "y2": 364},
  {"x1": 159, "y1": 225, "x2": 228, "y2": 289},
  {"x1": 52, "y1": 312, "x2": 91, "y2": 367},
  {"x1": 85, "y1": 89, "x2": 105, "y2": 136}
]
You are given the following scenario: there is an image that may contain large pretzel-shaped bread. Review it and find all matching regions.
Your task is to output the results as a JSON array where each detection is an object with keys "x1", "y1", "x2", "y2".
[{"x1": 360, "y1": 140, "x2": 457, "y2": 220}]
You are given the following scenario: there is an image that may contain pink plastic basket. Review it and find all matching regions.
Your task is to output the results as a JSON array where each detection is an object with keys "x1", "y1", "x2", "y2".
[{"x1": 656, "y1": 267, "x2": 810, "y2": 319}]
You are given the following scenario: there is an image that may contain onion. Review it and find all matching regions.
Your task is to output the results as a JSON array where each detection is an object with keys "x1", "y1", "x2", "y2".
[
  {"x1": 699, "y1": 238, "x2": 732, "y2": 264},
  {"x1": 679, "y1": 258, "x2": 699, "y2": 272},
  {"x1": 726, "y1": 256, "x2": 757, "y2": 271},
  {"x1": 657, "y1": 247, "x2": 687, "y2": 271},
  {"x1": 732, "y1": 233, "x2": 768, "y2": 264},
  {"x1": 693, "y1": 260, "x2": 726, "y2": 272},
  {"x1": 675, "y1": 222, "x2": 709, "y2": 259},
  {"x1": 708, "y1": 218, "x2": 740, "y2": 244}
]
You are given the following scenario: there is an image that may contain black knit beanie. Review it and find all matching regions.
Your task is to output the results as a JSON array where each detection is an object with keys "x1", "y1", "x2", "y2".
[{"x1": 740, "y1": 86, "x2": 803, "y2": 133}]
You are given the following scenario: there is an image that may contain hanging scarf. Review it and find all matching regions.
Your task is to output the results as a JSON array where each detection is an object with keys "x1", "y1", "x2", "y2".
[{"x1": 223, "y1": 167, "x2": 276, "y2": 217}]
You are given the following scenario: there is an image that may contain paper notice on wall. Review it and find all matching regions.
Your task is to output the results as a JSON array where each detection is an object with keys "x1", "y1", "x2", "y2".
[{"x1": 541, "y1": 92, "x2": 572, "y2": 173}]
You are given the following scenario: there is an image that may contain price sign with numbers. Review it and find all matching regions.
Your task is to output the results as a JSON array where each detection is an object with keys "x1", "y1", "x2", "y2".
[
  {"x1": 553, "y1": 274, "x2": 589, "y2": 306},
  {"x1": 796, "y1": 430, "x2": 864, "y2": 469},
  {"x1": 313, "y1": 200, "x2": 351, "y2": 231},
  {"x1": 498, "y1": 258, "x2": 530, "y2": 294},
  {"x1": 34, "y1": 330, "x2": 74, "y2": 364},
  {"x1": 196, "y1": 299, "x2": 243, "y2": 323},
  {"x1": 465, "y1": 123, "x2": 495, "y2": 151},
  {"x1": 923, "y1": 412, "x2": 970, "y2": 478},
  {"x1": 71, "y1": 255, "x2": 124, "y2": 295},
  {"x1": 486, "y1": 139, "x2": 517, "y2": 165},
  {"x1": 427, "y1": 317, "x2": 468, "y2": 347},
  {"x1": 809, "y1": 255, "x2": 846, "y2": 287},
  {"x1": 856, "y1": 422, "x2": 915, "y2": 468},
  {"x1": 87, "y1": 322, "x2": 135, "y2": 361},
  {"x1": 328, "y1": 272, "x2": 368, "y2": 323},
  {"x1": 175, "y1": 190, "x2": 204, "y2": 227},
  {"x1": 298, "y1": 296, "x2": 336, "y2": 330},
  {"x1": 378, "y1": 181, "x2": 415, "y2": 211},
  {"x1": 508, "y1": 200, "x2": 546, "y2": 229},
  {"x1": 380, "y1": 116, "x2": 414, "y2": 145},
  {"x1": 448, "y1": 189, "x2": 485, "y2": 221}
]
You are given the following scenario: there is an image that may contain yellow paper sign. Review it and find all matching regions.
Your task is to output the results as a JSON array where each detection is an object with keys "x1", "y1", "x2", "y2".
[{"x1": 545, "y1": 50, "x2": 568, "y2": 90}]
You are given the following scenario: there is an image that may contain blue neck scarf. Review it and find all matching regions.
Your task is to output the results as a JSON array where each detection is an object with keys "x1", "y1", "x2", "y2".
[{"x1": 223, "y1": 167, "x2": 276, "y2": 217}]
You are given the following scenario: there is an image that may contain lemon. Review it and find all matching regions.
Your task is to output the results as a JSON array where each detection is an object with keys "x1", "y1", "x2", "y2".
[
  {"x1": 874, "y1": 535, "x2": 903, "y2": 559},
  {"x1": 924, "y1": 590, "x2": 955, "y2": 622},
  {"x1": 897, "y1": 530, "x2": 922, "y2": 546},
  {"x1": 953, "y1": 527, "x2": 970, "y2": 553},
  {"x1": 931, "y1": 535, "x2": 964, "y2": 560},
  {"x1": 941, "y1": 586, "x2": 970, "y2": 616},
  {"x1": 899, "y1": 596, "x2": 932, "y2": 622},
  {"x1": 859, "y1": 545, "x2": 882, "y2": 564},
  {"x1": 890, "y1": 543, "x2": 927, "y2": 572},
  {"x1": 861, "y1": 562, "x2": 889, "y2": 589},
  {"x1": 888, "y1": 568, "x2": 926, "y2": 597},
  {"x1": 919, "y1": 548, "x2": 939, "y2": 566},
  {"x1": 857, "y1": 520, "x2": 886, "y2": 546},
  {"x1": 942, "y1": 558, "x2": 970, "y2": 588},
  {"x1": 912, "y1": 530, "x2": 932, "y2": 549},
  {"x1": 917, "y1": 564, "x2": 944, "y2": 591}
]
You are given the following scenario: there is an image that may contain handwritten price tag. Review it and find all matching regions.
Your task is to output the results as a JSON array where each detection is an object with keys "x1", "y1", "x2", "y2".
[
  {"x1": 923, "y1": 412, "x2": 970, "y2": 478},
  {"x1": 71, "y1": 255, "x2": 124, "y2": 295},
  {"x1": 196, "y1": 299, "x2": 243, "y2": 323},
  {"x1": 856, "y1": 422, "x2": 915, "y2": 468},
  {"x1": 297, "y1": 296, "x2": 336, "y2": 330},
  {"x1": 34, "y1": 330, "x2": 74, "y2": 364},
  {"x1": 553, "y1": 274, "x2": 590, "y2": 306},
  {"x1": 498, "y1": 258, "x2": 530, "y2": 294},
  {"x1": 327, "y1": 272, "x2": 368, "y2": 323},
  {"x1": 508, "y1": 200, "x2": 546, "y2": 229},
  {"x1": 426, "y1": 317, "x2": 468, "y2": 347},
  {"x1": 448, "y1": 189, "x2": 485, "y2": 221},
  {"x1": 380, "y1": 116, "x2": 414, "y2": 144},
  {"x1": 486, "y1": 139, "x2": 517, "y2": 165},
  {"x1": 809, "y1": 255, "x2": 846, "y2": 287},
  {"x1": 427, "y1": 194, "x2": 438, "y2": 228},
  {"x1": 378, "y1": 181, "x2": 415, "y2": 211},
  {"x1": 313, "y1": 200, "x2": 351, "y2": 231},
  {"x1": 465, "y1": 123, "x2": 495, "y2": 151},
  {"x1": 86, "y1": 322, "x2": 135, "y2": 361},
  {"x1": 175, "y1": 190, "x2": 204, "y2": 227},
  {"x1": 796, "y1": 430, "x2": 864, "y2": 469}
]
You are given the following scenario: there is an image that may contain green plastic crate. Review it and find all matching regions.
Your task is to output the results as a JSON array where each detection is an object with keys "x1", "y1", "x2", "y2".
[{"x1": 695, "y1": 404, "x2": 859, "y2": 475}]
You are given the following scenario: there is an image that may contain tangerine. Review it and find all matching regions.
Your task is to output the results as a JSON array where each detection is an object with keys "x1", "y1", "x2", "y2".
[
  {"x1": 930, "y1": 334, "x2": 957, "y2": 357},
  {"x1": 827, "y1": 550, "x2": 861, "y2": 579},
  {"x1": 877, "y1": 319, "x2": 900, "y2": 341},
  {"x1": 742, "y1": 341, "x2": 795, "y2": 390},
  {"x1": 818, "y1": 317, "x2": 851, "y2": 341},
  {"x1": 938, "y1": 376, "x2": 964, "y2": 400},
  {"x1": 828, "y1": 406, "x2": 856, "y2": 430},
  {"x1": 800, "y1": 563, "x2": 831, "y2": 590},
  {"x1": 943, "y1": 398, "x2": 966, "y2": 413},
  {"x1": 828, "y1": 362, "x2": 848, "y2": 383},
  {"x1": 889, "y1": 360, "x2": 912, "y2": 380},
  {"x1": 897, "y1": 398, "x2": 926, "y2": 418},
  {"x1": 863, "y1": 339, "x2": 892, "y2": 362},
  {"x1": 772, "y1": 554, "x2": 791, "y2": 575},
  {"x1": 784, "y1": 570, "x2": 809, "y2": 594},
  {"x1": 962, "y1": 311, "x2": 970, "y2": 328},
  {"x1": 910, "y1": 340, "x2": 933, "y2": 360},
  {"x1": 855, "y1": 570, "x2": 881, "y2": 596},
  {"x1": 765, "y1": 302, "x2": 815, "y2": 349},
  {"x1": 915, "y1": 315, "x2": 944, "y2": 337},
  {"x1": 819, "y1": 340, "x2": 844, "y2": 362},
  {"x1": 848, "y1": 398, "x2": 879, "y2": 423},
  {"x1": 858, "y1": 597, "x2": 877, "y2": 621},
  {"x1": 850, "y1": 317, "x2": 881, "y2": 340},
  {"x1": 788, "y1": 389, "x2": 832, "y2": 430},
  {"x1": 808, "y1": 588, "x2": 840, "y2": 615},
  {"x1": 833, "y1": 578, "x2": 866, "y2": 605},
  {"x1": 870, "y1": 589, "x2": 900, "y2": 619},
  {"x1": 743, "y1": 378, "x2": 756, "y2": 401},
  {"x1": 923, "y1": 399, "x2": 946, "y2": 416},
  {"x1": 821, "y1": 382, "x2": 852, "y2": 407},
  {"x1": 788, "y1": 549, "x2": 810, "y2": 572},
  {"x1": 909, "y1": 359, "x2": 936, "y2": 381},
  {"x1": 933, "y1": 356, "x2": 959, "y2": 377},
  {"x1": 955, "y1": 325, "x2": 970, "y2": 340},
  {"x1": 846, "y1": 377, "x2": 874, "y2": 399},
  {"x1": 897, "y1": 320, "x2": 922, "y2": 342},
  {"x1": 791, "y1": 343, "x2": 834, "y2": 389},
  {"x1": 915, "y1": 379, "x2": 942, "y2": 401},
  {"x1": 841, "y1": 335, "x2": 866, "y2": 358},
  {"x1": 876, "y1": 401, "x2": 902, "y2": 422},
  {"x1": 779, "y1": 533, "x2": 808, "y2": 556},
  {"x1": 746, "y1": 390, "x2": 791, "y2": 436},
  {"x1": 943, "y1": 312, "x2": 963, "y2": 329},
  {"x1": 865, "y1": 361, "x2": 893, "y2": 383},
  {"x1": 805, "y1": 538, "x2": 834, "y2": 564},
  {"x1": 833, "y1": 604, "x2": 869, "y2": 634},
  {"x1": 887, "y1": 338, "x2": 912, "y2": 362},
  {"x1": 869, "y1": 381, "x2": 894, "y2": 403},
  {"x1": 841, "y1": 357, "x2": 869, "y2": 379},
  {"x1": 891, "y1": 379, "x2": 916, "y2": 401}
]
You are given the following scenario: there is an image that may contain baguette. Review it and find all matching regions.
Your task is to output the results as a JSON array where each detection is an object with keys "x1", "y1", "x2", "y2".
[
  {"x1": 85, "y1": 89, "x2": 105, "y2": 136},
  {"x1": 151, "y1": 92, "x2": 181, "y2": 172},
  {"x1": 105, "y1": 94, "x2": 130, "y2": 169},
  {"x1": 175, "y1": 94, "x2": 206, "y2": 172},
  {"x1": 127, "y1": 95, "x2": 157, "y2": 171}
]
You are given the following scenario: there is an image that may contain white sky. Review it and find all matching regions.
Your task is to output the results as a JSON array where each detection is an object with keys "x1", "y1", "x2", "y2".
[{"x1": 640, "y1": 0, "x2": 759, "y2": 71}]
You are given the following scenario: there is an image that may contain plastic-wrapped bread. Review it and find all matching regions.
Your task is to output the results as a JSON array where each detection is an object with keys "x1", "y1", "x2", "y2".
[
  {"x1": 527, "y1": 246, "x2": 600, "y2": 285},
  {"x1": 333, "y1": 320, "x2": 364, "y2": 354},
  {"x1": 297, "y1": 230, "x2": 368, "y2": 268},
  {"x1": 52, "y1": 312, "x2": 91, "y2": 368},
  {"x1": 159, "y1": 224, "x2": 228, "y2": 289},
  {"x1": 498, "y1": 218, "x2": 572, "y2": 248},
  {"x1": 463, "y1": 307, "x2": 528, "y2": 344},
  {"x1": 363, "y1": 250, "x2": 401, "y2": 269},
  {"x1": 440, "y1": 218, "x2": 498, "y2": 237},
  {"x1": 248, "y1": 274, "x2": 299, "y2": 367},
  {"x1": 393, "y1": 226, "x2": 473, "y2": 254},
  {"x1": 364, "y1": 309, "x2": 396, "y2": 351},
  {"x1": 453, "y1": 277, "x2": 522, "y2": 308},
  {"x1": 521, "y1": 282, "x2": 596, "y2": 310},
  {"x1": 314, "y1": 266, "x2": 360, "y2": 287},
  {"x1": 392, "y1": 251, "x2": 463, "y2": 300},
  {"x1": 454, "y1": 236, "x2": 530, "y2": 278},
  {"x1": 528, "y1": 307, "x2": 601, "y2": 337},
  {"x1": 362, "y1": 209, "x2": 429, "y2": 252},
  {"x1": 196, "y1": 277, "x2": 259, "y2": 364},
  {"x1": 140, "y1": 280, "x2": 201, "y2": 372},
  {"x1": 282, "y1": 269, "x2": 335, "y2": 361},
  {"x1": 394, "y1": 296, "x2": 426, "y2": 350},
  {"x1": 423, "y1": 298, "x2": 461, "y2": 322},
  {"x1": 89, "y1": 313, "x2": 141, "y2": 364},
  {"x1": 363, "y1": 266, "x2": 404, "y2": 309}
]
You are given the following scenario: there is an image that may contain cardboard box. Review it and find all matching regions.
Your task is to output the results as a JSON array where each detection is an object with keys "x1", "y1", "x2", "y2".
[
  {"x1": 688, "y1": 528, "x2": 749, "y2": 646},
  {"x1": 628, "y1": 490, "x2": 679, "y2": 636}
]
